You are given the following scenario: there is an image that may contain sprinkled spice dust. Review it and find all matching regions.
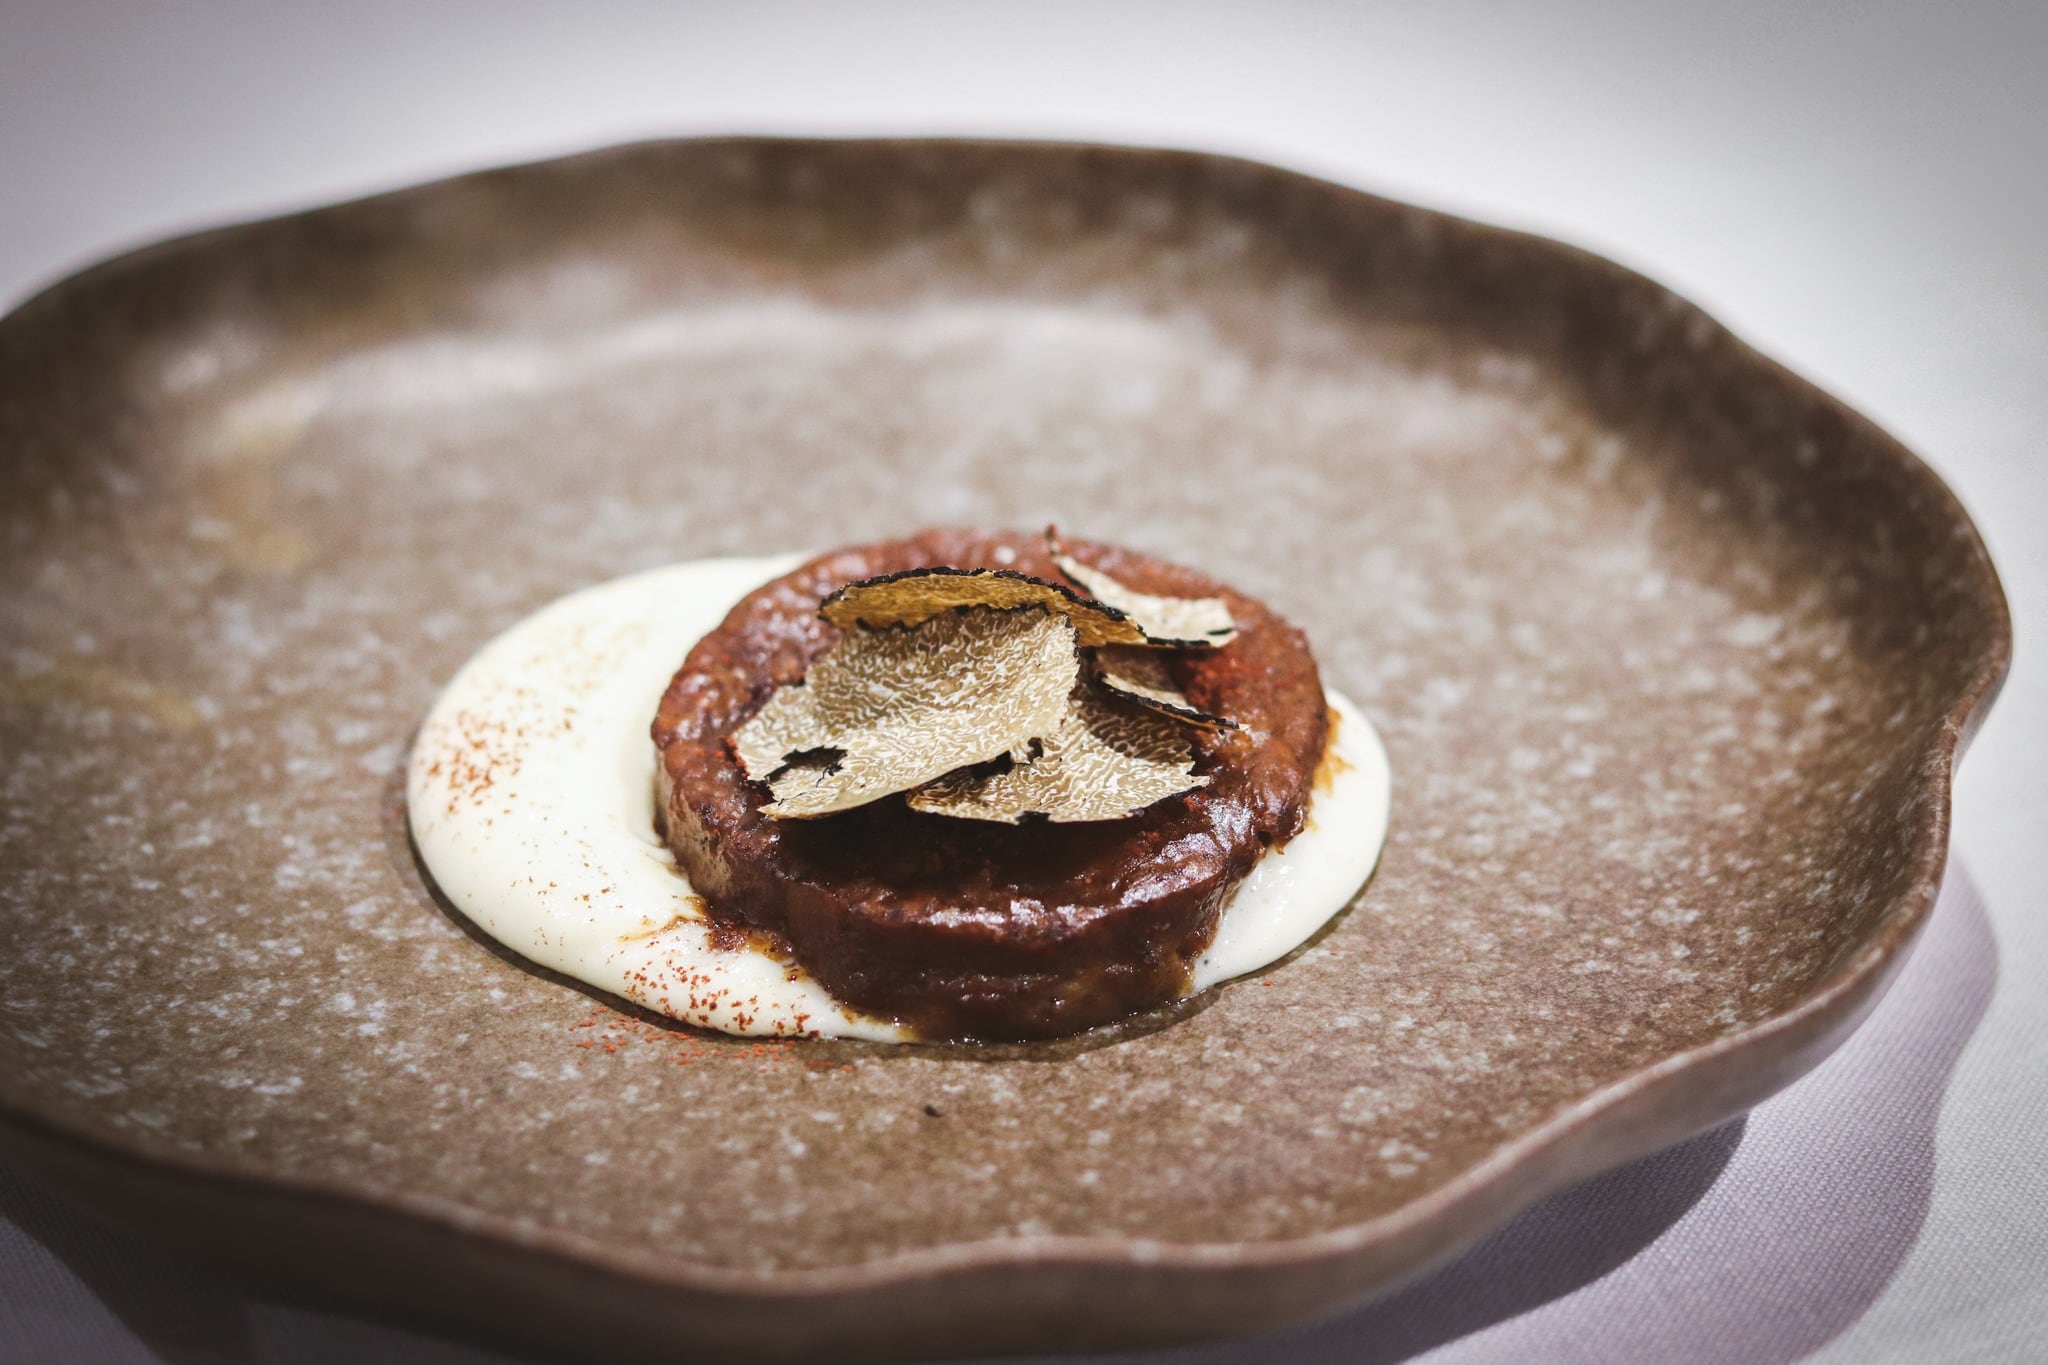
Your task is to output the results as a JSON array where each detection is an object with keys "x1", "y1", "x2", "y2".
[
  {"x1": 418, "y1": 697, "x2": 543, "y2": 817},
  {"x1": 564, "y1": 1007, "x2": 827, "y2": 1071}
]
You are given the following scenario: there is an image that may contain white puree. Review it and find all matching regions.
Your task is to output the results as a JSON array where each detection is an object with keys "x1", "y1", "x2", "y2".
[{"x1": 407, "y1": 556, "x2": 1390, "y2": 1041}]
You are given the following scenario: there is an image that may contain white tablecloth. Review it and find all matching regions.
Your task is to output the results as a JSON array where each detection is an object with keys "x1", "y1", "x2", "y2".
[{"x1": 3, "y1": 3, "x2": 2043, "y2": 1360}]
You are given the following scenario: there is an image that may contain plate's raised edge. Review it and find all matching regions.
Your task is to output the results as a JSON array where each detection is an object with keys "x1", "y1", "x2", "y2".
[{"x1": 0, "y1": 136, "x2": 2015, "y2": 1308}]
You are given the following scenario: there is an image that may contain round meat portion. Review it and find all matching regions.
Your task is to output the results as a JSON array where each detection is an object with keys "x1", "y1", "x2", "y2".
[{"x1": 653, "y1": 529, "x2": 1328, "y2": 1040}]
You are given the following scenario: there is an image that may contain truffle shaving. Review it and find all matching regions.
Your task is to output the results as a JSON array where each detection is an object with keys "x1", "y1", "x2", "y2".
[
  {"x1": 1048, "y1": 532, "x2": 1237, "y2": 649},
  {"x1": 734, "y1": 609, "x2": 1079, "y2": 818},
  {"x1": 731, "y1": 683, "x2": 831, "y2": 783},
  {"x1": 906, "y1": 691, "x2": 1206, "y2": 824},
  {"x1": 819, "y1": 568, "x2": 1148, "y2": 647},
  {"x1": 1092, "y1": 647, "x2": 1237, "y2": 730}
]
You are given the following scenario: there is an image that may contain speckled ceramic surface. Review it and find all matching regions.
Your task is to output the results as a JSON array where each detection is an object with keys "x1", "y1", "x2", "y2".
[{"x1": 0, "y1": 139, "x2": 2009, "y2": 1361}]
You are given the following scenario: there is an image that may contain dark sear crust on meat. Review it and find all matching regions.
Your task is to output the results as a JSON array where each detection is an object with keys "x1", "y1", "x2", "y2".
[{"x1": 652, "y1": 529, "x2": 1328, "y2": 1041}]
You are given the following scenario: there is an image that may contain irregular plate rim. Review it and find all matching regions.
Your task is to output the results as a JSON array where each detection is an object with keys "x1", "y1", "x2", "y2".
[{"x1": 0, "y1": 135, "x2": 2012, "y2": 1307}]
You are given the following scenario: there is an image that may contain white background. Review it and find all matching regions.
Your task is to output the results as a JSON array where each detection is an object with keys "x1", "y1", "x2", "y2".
[{"x1": 2, "y1": 3, "x2": 2042, "y2": 1361}]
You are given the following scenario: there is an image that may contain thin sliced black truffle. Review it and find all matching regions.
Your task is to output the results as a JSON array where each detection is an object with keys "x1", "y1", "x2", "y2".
[
  {"x1": 733, "y1": 609, "x2": 1079, "y2": 818},
  {"x1": 1047, "y1": 529, "x2": 1237, "y2": 649},
  {"x1": 1091, "y1": 647, "x2": 1237, "y2": 730},
  {"x1": 906, "y1": 691, "x2": 1205, "y2": 824},
  {"x1": 819, "y1": 567, "x2": 1148, "y2": 647}
]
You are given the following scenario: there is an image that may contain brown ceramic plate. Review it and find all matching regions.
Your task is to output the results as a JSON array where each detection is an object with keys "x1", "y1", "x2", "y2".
[{"x1": 0, "y1": 139, "x2": 2009, "y2": 1361}]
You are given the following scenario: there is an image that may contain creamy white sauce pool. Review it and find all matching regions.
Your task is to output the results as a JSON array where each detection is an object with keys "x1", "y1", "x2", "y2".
[{"x1": 407, "y1": 557, "x2": 1391, "y2": 1040}]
